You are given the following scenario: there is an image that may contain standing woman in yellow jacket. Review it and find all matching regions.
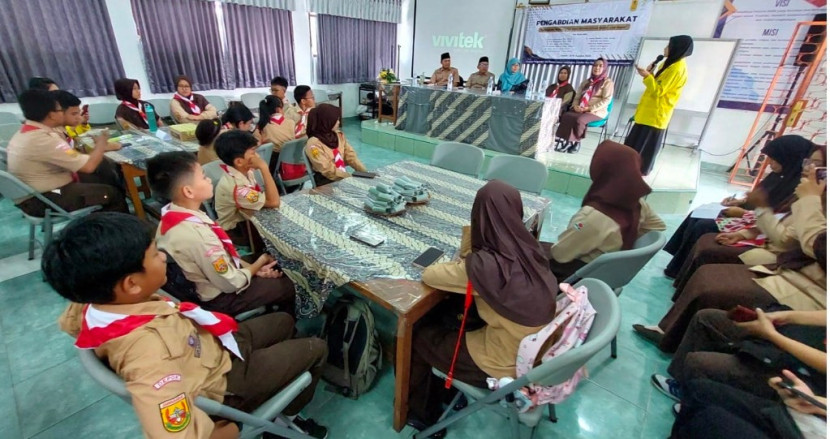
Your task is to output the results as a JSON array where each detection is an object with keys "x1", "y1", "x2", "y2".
[{"x1": 626, "y1": 35, "x2": 693, "y2": 175}]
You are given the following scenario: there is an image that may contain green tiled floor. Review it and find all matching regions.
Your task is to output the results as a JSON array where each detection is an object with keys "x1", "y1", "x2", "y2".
[{"x1": 0, "y1": 118, "x2": 745, "y2": 438}]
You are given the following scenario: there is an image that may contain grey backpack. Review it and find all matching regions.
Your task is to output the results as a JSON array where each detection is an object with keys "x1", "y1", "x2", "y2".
[{"x1": 319, "y1": 297, "x2": 382, "y2": 398}]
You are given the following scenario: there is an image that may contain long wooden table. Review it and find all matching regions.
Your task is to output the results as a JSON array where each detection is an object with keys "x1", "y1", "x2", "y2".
[{"x1": 251, "y1": 161, "x2": 550, "y2": 431}]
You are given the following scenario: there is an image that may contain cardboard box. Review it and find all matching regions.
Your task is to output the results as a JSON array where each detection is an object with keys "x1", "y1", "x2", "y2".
[{"x1": 169, "y1": 123, "x2": 198, "y2": 141}]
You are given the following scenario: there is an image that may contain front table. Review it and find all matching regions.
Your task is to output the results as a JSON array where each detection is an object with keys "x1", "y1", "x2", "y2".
[{"x1": 251, "y1": 160, "x2": 550, "y2": 431}]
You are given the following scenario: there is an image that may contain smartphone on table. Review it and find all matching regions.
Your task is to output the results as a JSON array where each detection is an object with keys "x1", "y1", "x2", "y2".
[{"x1": 412, "y1": 247, "x2": 445, "y2": 269}]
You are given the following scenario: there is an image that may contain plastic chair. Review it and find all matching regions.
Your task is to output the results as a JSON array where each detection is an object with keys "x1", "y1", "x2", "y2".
[
  {"x1": 241, "y1": 93, "x2": 267, "y2": 110},
  {"x1": 78, "y1": 349, "x2": 314, "y2": 439},
  {"x1": 0, "y1": 123, "x2": 21, "y2": 146},
  {"x1": 415, "y1": 278, "x2": 621, "y2": 439},
  {"x1": 0, "y1": 112, "x2": 21, "y2": 125},
  {"x1": 87, "y1": 102, "x2": 121, "y2": 126},
  {"x1": 254, "y1": 142, "x2": 274, "y2": 187},
  {"x1": 563, "y1": 231, "x2": 666, "y2": 358},
  {"x1": 204, "y1": 95, "x2": 228, "y2": 112},
  {"x1": 430, "y1": 142, "x2": 485, "y2": 177},
  {"x1": 274, "y1": 138, "x2": 314, "y2": 194},
  {"x1": 586, "y1": 98, "x2": 614, "y2": 140},
  {"x1": 0, "y1": 170, "x2": 101, "y2": 259},
  {"x1": 483, "y1": 155, "x2": 549, "y2": 194}
]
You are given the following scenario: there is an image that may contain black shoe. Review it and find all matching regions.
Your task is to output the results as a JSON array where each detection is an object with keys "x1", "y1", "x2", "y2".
[
  {"x1": 553, "y1": 138, "x2": 568, "y2": 152},
  {"x1": 566, "y1": 141, "x2": 581, "y2": 154},
  {"x1": 262, "y1": 417, "x2": 328, "y2": 439},
  {"x1": 632, "y1": 324, "x2": 663, "y2": 346},
  {"x1": 406, "y1": 417, "x2": 447, "y2": 439}
]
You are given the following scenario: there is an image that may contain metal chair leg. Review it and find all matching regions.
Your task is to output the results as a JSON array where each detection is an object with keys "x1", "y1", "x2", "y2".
[
  {"x1": 548, "y1": 404, "x2": 557, "y2": 423},
  {"x1": 28, "y1": 223, "x2": 35, "y2": 260},
  {"x1": 611, "y1": 336, "x2": 618, "y2": 359}
]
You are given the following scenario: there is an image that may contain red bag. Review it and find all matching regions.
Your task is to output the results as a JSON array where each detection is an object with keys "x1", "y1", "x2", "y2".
[{"x1": 280, "y1": 162, "x2": 308, "y2": 181}]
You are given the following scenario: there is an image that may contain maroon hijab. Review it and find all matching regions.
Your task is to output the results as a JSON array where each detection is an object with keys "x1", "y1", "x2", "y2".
[
  {"x1": 465, "y1": 180, "x2": 559, "y2": 327},
  {"x1": 306, "y1": 104, "x2": 341, "y2": 149},
  {"x1": 583, "y1": 141, "x2": 653, "y2": 249}
]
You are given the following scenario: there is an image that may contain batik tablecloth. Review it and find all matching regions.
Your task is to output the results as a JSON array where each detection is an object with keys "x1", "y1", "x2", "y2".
[{"x1": 252, "y1": 160, "x2": 551, "y2": 318}]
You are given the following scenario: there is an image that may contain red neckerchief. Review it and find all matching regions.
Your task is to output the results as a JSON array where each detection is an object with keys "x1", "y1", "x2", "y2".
[
  {"x1": 74, "y1": 299, "x2": 242, "y2": 359},
  {"x1": 121, "y1": 100, "x2": 148, "y2": 126},
  {"x1": 174, "y1": 93, "x2": 202, "y2": 115},
  {"x1": 270, "y1": 114, "x2": 284, "y2": 125},
  {"x1": 550, "y1": 81, "x2": 570, "y2": 98},
  {"x1": 160, "y1": 204, "x2": 241, "y2": 268},
  {"x1": 294, "y1": 109, "x2": 310, "y2": 138},
  {"x1": 332, "y1": 148, "x2": 346, "y2": 171},
  {"x1": 20, "y1": 123, "x2": 40, "y2": 134}
]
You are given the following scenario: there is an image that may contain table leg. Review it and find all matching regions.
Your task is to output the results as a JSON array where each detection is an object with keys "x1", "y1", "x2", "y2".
[
  {"x1": 393, "y1": 315, "x2": 414, "y2": 432},
  {"x1": 121, "y1": 164, "x2": 146, "y2": 219}
]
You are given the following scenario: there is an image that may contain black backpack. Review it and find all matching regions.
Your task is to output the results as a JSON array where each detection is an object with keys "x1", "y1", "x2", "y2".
[{"x1": 319, "y1": 297, "x2": 382, "y2": 398}]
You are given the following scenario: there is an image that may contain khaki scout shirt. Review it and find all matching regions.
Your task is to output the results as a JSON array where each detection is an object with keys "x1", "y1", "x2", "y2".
[
  {"x1": 283, "y1": 102, "x2": 301, "y2": 124},
  {"x1": 550, "y1": 199, "x2": 666, "y2": 264},
  {"x1": 7, "y1": 120, "x2": 90, "y2": 201},
  {"x1": 467, "y1": 71, "x2": 495, "y2": 90},
  {"x1": 254, "y1": 115, "x2": 296, "y2": 153},
  {"x1": 58, "y1": 297, "x2": 232, "y2": 439},
  {"x1": 156, "y1": 204, "x2": 252, "y2": 301},
  {"x1": 430, "y1": 67, "x2": 461, "y2": 87},
  {"x1": 215, "y1": 166, "x2": 265, "y2": 231},
  {"x1": 170, "y1": 97, "x2": 218, "y2": 124},
  {"x1": 304, "y1": 133, "x2": 367, "y2": 183}
]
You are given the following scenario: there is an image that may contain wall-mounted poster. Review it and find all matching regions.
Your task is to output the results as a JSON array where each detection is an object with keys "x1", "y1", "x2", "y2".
[
  {"x1": 714, "y1": 0, "x2": 826, "y2": 111},
  {"x1": 522, "y1": 0, "x2": 654, "y2": 65}
]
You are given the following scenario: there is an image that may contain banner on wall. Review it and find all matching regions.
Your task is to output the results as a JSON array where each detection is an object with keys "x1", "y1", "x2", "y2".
[
  {"x1": 714, "y1": 0, "x2": 826, "y2": 111},
  {"x1": 522, "y1": 0, "x2": 654, "y2": 65}
]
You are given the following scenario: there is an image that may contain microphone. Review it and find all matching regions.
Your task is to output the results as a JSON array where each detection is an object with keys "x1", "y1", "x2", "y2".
[{"x1": 648, "y1": 55, "x2": 665, "y2": 73}]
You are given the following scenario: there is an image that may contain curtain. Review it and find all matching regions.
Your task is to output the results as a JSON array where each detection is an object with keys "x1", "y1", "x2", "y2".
[
  {"x1": 223, "y1": 3, "x2": 296, "y2": 88},
  {"x1": 131, "y1": 0, "x2": 229, "y2": 93},
  {"x1": 217, "y1": 0, "x2": 295, "y2": 10},
  {"x1": 0, "y1": 0, "x2": 125, "y2": 103},
  {"x1": 309, "y1": 0, "x2": 401, "y2": 24},
  {"x1": 317, "y1": 15, "x2": 398, "y2": 85}
]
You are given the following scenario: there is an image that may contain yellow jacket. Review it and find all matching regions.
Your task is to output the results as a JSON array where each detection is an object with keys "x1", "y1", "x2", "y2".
[{"x1": 633, "y1": 59, "x2": 688, "y2": 129}]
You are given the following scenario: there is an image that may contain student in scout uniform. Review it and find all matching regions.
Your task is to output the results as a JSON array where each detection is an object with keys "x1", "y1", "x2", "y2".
[
  {"x1": 304, "y1": 104, "x2": 367, "y2": 187},
  {"x1": 7, "y1": 89, "x2": 128, "y2": 217},
  {"x1": 255, "y1": 95, "x2": 296, "y2": 174},
  {"x1": 220, "y1": 102, "x2": 255, "y2": 132},
  {"x1": 195, "y1": 118, "x2": 222, "y2": 165},
  {"x1": 543, "y1": 141, "x2": 665, "y2": 279},
  {"x1": 52, "y1": 90, "x2": 122, "y2": 153},
  {"x1": 466, "y1": 56, "x2": 495, "y2": 90},
  {"x1": 292, "y1": 85, "x2": 315, "y2": 138},
  {"x1": 270, "y1": 76, "x2": 299, "y2": 123},
  {"x1": 214, "y1": 130, "x2": 280, "y2": 249},
  {"x1": 170, "y1": 75, "x2": 218, "y2": 124},
  {"x1": 409, "y1": 180, "x2": 559, "y2": 432},
  {"x1": 45, "y1": 213, "x2": 329, "y2": 439},
  {"x1": 28, "y1": 76, "x2": 94, "y2": 141},
  {"x1": 114, "y1": 78, "x2": 164, "y2": 131},
  {"x1": 545, "y1": 66, "x2": 576, "y2": 116},
  {"x1": 147, "y1": 152, "x2": 296, "y2": 317},
  {"x1": 430, "y1": 52, "x2": 460, "y2": 87},
  {"x1": 554, "y1": 57, "x2": 614, "y2": 154}
]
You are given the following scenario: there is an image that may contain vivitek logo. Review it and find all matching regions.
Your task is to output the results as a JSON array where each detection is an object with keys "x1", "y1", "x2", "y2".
[{"x1": 432, "y1": 32, "x2": 485, "y2": 49}]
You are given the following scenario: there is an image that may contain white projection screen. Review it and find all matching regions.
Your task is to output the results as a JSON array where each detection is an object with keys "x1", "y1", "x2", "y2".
[{"x1": 412, "y1": 0, "x2": 515, "y2": 81}]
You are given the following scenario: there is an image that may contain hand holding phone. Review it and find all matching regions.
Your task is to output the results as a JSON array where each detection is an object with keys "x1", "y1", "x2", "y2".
[
  {"x1": 771, "y1": 370, "x2": 827, "y2": 414},
  {"x1": 727, "y1": 305, "x2": 757, "y2": 322}
]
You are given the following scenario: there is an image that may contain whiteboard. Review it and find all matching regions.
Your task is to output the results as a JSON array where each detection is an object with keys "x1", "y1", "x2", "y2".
[{"x1": 627, "y1": 38, "x2": 738, "y2": 114}]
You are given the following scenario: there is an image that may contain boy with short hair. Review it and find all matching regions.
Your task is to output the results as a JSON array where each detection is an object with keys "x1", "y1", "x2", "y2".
[
  {"x1": 213, "y1": 130, "x2": 280, "y2": 248},
  {"x1": 7, "y1": 89, "x2": 128, "y2": 216},
  {"x1": 47, "y1": 212, "x2": 328, "y2": 439},
  {"x1": 147, "y1": 151, "x2": 295, "y2": 317},
  {"x1": 292, "y1": 85, "x2": 315, "y2": 138}
]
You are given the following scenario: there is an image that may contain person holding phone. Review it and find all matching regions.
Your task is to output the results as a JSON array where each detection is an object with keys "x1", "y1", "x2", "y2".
[
  {"x1": 405, "y1": 180, "x2": 559, "y2": 434},
  {"x1": 649, "y1": 308, "x2": 826, "y2": 403},
  {"x1": 670, "y1": 144, "x2": 826, "y2": 292},
  {"x1": 634, "y1": 168, "x2": 826, "y2": 353},
  {"x1": 663, "y1": 135, "x2": 816, "y2": 279},
  {"x1": 669, "y1": 370, "x2": 825, "y2": 439}
]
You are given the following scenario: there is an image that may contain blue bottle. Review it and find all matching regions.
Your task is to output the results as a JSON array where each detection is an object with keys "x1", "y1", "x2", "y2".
[{"x1": 145, "y1": 103, "x2": 158, "y2": 132}]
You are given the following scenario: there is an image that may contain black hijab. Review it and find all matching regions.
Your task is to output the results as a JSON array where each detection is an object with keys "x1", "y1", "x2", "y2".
[
  {"x1": 306, "y1": 104, "x2": 341, "y2": 149},
  {"x1": 656, "y1": 35, "x2": 694, "y2": 78},
  {"x1": 465, "y1": 180, "x2": 558, "y2": 327},
  {"x1": 758, "y1": 135, "x2": 815, "y2": 210}
]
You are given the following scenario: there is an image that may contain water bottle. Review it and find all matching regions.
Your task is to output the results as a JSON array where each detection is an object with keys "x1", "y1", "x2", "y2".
[
  {"x1": 447, "y1": 73, "x2": 453, "y2": 91},
  {"x1": 145, "y1": 103, "x2": 158, "y2": 132},
  {"x1": 486, "y1": 76, "x2": 494, "y2": 95}
]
